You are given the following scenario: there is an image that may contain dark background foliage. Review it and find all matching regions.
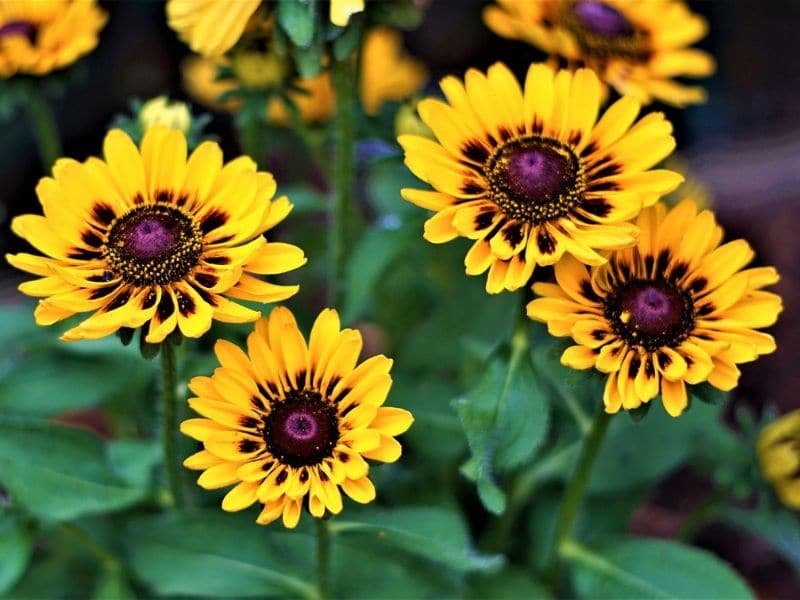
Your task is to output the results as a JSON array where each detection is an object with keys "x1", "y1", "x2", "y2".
[{"x1": 0, "y1": 1, "x2": 798, "y2": 597}]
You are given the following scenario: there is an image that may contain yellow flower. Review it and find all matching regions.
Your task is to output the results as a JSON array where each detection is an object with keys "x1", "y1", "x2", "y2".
[
  {"x1": 527, "y1": 199, "x2": 782, "y2": 417},
  {"x1": 166, "y1": 0, "x2": 260, "y2": 57},
  {"x1": 758, "y1": 411, "x2": 800, "y2": 510},
  {"x1": 139, "y1": 96, "x2": 191, "y2": 134},
  {"x1": 266, "y1": 70, "x2": 336, "y2": 126},
  {"x1": 0, "y1": 0, "x2": 107, "y2": 78},
  {"x1": 182, "y1": 306, "x2": 413, "y2": 528},
  {"x1": 6, "y1": 126, "x2": 306, "y2": 343},
  {"x1": 483, "y1": 0, "x2": 715, "y2": 107},
  {"x1": 181, "y1": 55, "x2": 239, "y2": 113},
  {"x1": 330, "y1": 0, "x2": 364, "y2": 27},
  {"x1": 231, "y1": 49, "x2": 287, "y2": 90},
  {"x1": 360, "y1": 26, "x2": 427, "y2": 116},
  {"x1": 398, "y1": 62, "x2": 682, "y2": 294}
]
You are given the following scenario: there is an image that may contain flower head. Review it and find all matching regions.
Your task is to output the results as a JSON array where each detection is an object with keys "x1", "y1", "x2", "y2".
[
  {"x1": 7, "y1": 126, "x2": 305, "y2": 343},
  {"x1": 166, "y1": 0, "x2": 260, "y2": 57},
  {"x1": 758, "y1": 411, "x2": 800, "y2": 509},
  {"x1": 331, "y1": 0, "x2": 364, "y2": 27},
  {"x1": 139, "y1": 96, "x2": 191, "y2": 134},
  {"x1": 0, "y1": 0, "x2": 107, "y2": 78},
  {"x1": 182, "y1": 307, "x2": 413, "y2": 528},
  {"x1": 360, "y1": 27, "x2": 427, "y2": 116},
  {"x1": 399, "y1": 62, "x2": 682, "y2": 294},
  {"x1": 483, "y1": 0, "x2": 715, "y2": 107},
  {"x1": 527, "y1": 200, "x2": 782, "y2": 417}
]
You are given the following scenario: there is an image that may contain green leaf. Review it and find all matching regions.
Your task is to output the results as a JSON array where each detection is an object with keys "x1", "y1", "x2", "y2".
[
  {"x1": 332, "y1": 15, "x2": 363, "y2": 60},
  {"x1": 279, "y1": 183, "x2": 326, "y2": 213},
  {"x1": 276, "y1": 0, "x2": 315, "y2": 48},
  {"x1": 722, "y1": 505, "x2": 800, "y2": 571},
  {"x1": 331, "y1": 506, "x2": 503, "y2": 572},
  {"x1": 93, "y1": 567, "x2": 135, "y2": 600},
  {"x1": 0, "y1": 511, "x2": 35, "y2": 594},
  {"x1": 365, "y1": 155, "x2": 422, "y2": 218},
  {"x1": 342, "y1": 224, "x2": 416, "y2": 322},
  {"x1": 589, "y1": 401, "x2": 724, "y2": 494},
  {"x1": 566, "y1": 537, "x2": 753, "y2": 599},
  {"x1": 294, "y1": 37, "x2": 325, "y2": 78},
  {"x1": 106, "y1": 439, "x2": 161, "y2": 489},
  {"x1": 468, "y1": 567, "x2": 552, "y2": 599},
  {"x1": 454, "y1": 344, "x2": 550, "y2": 514},
  {"x1": 0, "y1": 417, "x2": 145, "y2": 521},
  {"x1": 126, "y1": 510, "x2": 316, "y2": 598}
]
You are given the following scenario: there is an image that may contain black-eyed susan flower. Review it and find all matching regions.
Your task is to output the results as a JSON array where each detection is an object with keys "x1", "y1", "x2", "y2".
[
  {"x1": 182, "y1": 307, "x2": 413, "y2": 528},
  {"x1": 483, "y1": 0, "x2": 715, "y2": 107},
  {"x1": 166, "y1": 0, "x2": 260, "y2": 57},
  {"x1": 527, "y1": 200, "x2": 782, "y2": 417},
  {"x1": 7, "y1": 125, "x2": 306, "y2": 343},
  {"x1": 0, "y1": 0, "x2": 107, "y2": 78},
  {"x1": 398, "y1": 62, "x2": 682, "y2": 294},
  {"x1": 758, "y1": 411, "x2": 800, "y2": 509},
  {"x1": 359, "y1": 27, "x2": 427, "y2": 116}
]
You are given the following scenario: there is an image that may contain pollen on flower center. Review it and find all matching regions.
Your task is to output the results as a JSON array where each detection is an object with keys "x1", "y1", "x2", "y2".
[
  {"x1": 605, "y1": 278, "x2": 695, "y2": 352},
  {"x1": 0, "y1": 21, "x2": 36, "y2": 43},
  {"x1": 573, "y1": 1, "x2": 633, "y2": 37},
  {"x1": 104, "y1": 203, "x2": 202, "y2": 287},
  {"x1": 486, "y1": 137, "x2": 585, "y2": 224},
  {"x1": 264, "y1": 390, "x2": 339, "y2": 468}
]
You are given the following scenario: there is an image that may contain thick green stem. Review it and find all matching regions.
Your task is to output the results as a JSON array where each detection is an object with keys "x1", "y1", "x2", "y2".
[
  {"x1": 545, "y1": 409, "x2": 612, "y2": 589},
  {"x1": 240, "y1": 117, "x2": 265, "y2": 167},
  {"x1": 316, "y1": 518, "x2": 331, "y2": 600},
  {"x1": 329, "y1": 55, "x2": 356, "y2": 307},
  {"x1": 25, "y1": 89, "x2": 62, "y2": 170},
  {"x1": 160, "y1": 341, "x2": 184, "y2": 508}
]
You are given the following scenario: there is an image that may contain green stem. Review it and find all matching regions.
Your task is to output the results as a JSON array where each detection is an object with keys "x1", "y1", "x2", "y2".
[
  {"x1": 59, "y1": 523, "x2": 120, "y2": 570},
  {"x1": 316, "y1": 518, "x2": 331, "y2": 600},
  {"x1": 240, "y1": 116, "x2": 265, "y2": 167},
  {"x1": 25, "y1": 89, "x2": 62, "y2": 170},
  {"x1": 329, "y1": 55, "x2": 356, "y2": 307},
  {"x1": 160, "y1": 341, "x2": 184, "y2": 508},
  {"x1": 545, "y1": 409, "x2": 613, "y2": 589},
  {"x1": 677, "y1": 487, "x2": 726, "y2": 542}
]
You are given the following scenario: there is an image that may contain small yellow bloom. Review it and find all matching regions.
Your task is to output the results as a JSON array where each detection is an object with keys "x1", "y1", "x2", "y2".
[
  {"x1": 166, "y1": 0, "x2": 260, "y2": 57},
  {"x1": 330, "y1": 0, "x2": 364, "y2": 27},
  {"x1": 360, "y1": 26, "x2": 427, "y2": 116},
  {"x1": 266, "y1": 71, "x2": 336, "y2": 126},
  {"x1": 0, "y1": 0, "x2": 107, "y2": 78},
  {"x1": 231, "y1": 50, "x2": 287, "y2": 90},
  {"x1": 758, "y1": 411, "x2": 800, "y2": 510},
  {"x1": 139, "y1": 96, "x2": 191, "y2": 135},
  {"x1": 182, "y1": 306, "x2": 414, "y2": 528}
]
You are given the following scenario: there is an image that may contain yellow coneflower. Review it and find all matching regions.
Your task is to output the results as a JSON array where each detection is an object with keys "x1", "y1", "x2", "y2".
[
  {"x1": 483, "y1": 0, "x2": 715, "y2": 107},
  {"x1": 330, "y1": 0, "x2": 364, "y2": 27},
  {"x1": 527, "y1": 199, "x2": 782, "y2": 417},
  {"x1": 166, "y1": 0, "x2": 260, "y2": 57},
  {"x1": 758, "y1": 411, "x2": 800, "y2": 510},
  {"x1": 7, "y1": 125, "x2": 306, "y2": 342},
  {"x1": 182, "y1": 306, "x2": 413, "y2": 528},
  {"x1": 0, "y1": 0, "x2": 107, "y2": 78},
  {"x1": 398, "y1": 62, "x2": 682, "y2": 294}
]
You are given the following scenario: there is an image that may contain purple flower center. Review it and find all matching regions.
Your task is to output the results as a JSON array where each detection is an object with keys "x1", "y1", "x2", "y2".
[
  {"x1": 125, "y1": 218, "x2": 178, "y2": 260},
  {"x1": 573, "y1": 1, "x2": 633, "y2": 37},
  {"x1": 265, "y1": 392, "x2": 339, "y2": 468},
  {"x1": 0, "y1": 21, "x2": 36, "y2": 43},
  {"x1": 105, "y1": 204, "x2": 202, "y2": 286},
  {"x1": 606, "y1": 279, "x2": 695, "y2": 352},
  {"x1": 505, "y1": 146, "x2": 570, "y2": 202}
]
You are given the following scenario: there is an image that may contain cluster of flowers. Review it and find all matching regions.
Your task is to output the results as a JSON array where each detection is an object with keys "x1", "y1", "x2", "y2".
[{"x1": 2, "y1": 0, "x2": 790, "y2": 525}]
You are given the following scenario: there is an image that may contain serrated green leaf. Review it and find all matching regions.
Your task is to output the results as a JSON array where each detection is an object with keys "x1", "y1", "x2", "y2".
[
  {"x1": 126, "y1": 510, "x2": 316, "y2": 598},
  {"x1": 0, "y1": 511, "x2": 35, "y2": 594},
  {"x1": 276, "y1": 0, "x2": 315, "y2": 48},
  {"x1": 0, "y1": 417, "x2": 145, "y2": 521},
  {"x1": 331, "y1": 506, "x2": 503, "y2": 572},
  {"x1": 566, "y1": 537, "x2": 753, "y2": 599}
]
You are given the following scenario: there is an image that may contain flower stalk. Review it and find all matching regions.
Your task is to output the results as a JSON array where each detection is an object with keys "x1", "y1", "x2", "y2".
[
  {"x1": 160, "y1": 340, "x2": 185, "y2": 508},
  {"x1": 25, "y1": 89, "x2": 62, "y2": 171},
  {"x1": 545, "y1": 409, "x2": 612, "y2": 589},
  {"x1": 329, "y1": 53, "x2": 357, "y2": 307},
  {"x1": 316, "y1": 518, "x2": 332, "y2": 600}
]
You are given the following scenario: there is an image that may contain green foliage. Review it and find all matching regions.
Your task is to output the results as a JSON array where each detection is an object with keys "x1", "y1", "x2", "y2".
[
  {"x1": 332, "y1": 506, "x2": 503, "y2": 572},
  {"x1": 0, "y1": 417, "x2": 146, "y2": 521},
  {"x1": 468, "y1": 568, "x2": 552, "y2": 600},
  {"x1": 0, "y1": 511, "x2": 35, "y2": 594},
  {"x1": 276, "y1": 0, "x2": 316, "y2": 48},
  {"x1": 565, "y1": 537, "x2": 753, "y2": 599}
]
